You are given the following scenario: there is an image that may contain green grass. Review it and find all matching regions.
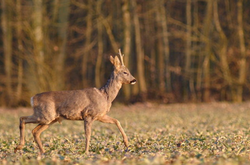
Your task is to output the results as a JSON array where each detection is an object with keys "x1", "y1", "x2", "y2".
[{"x1": 1, "y1": 102, "x2": 250, "y2": 164}]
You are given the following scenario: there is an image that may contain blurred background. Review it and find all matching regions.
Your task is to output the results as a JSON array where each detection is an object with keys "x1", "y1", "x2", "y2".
[{"x1": 1, "y1": 0, "x2": 250, "y2": 107}]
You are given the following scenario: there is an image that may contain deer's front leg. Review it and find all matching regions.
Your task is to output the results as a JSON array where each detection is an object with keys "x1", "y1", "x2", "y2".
[
  {"x1": 98, "y1": 115, "x2": 128, "y2": 147},
  {"x1": 84, "y1": 116, "x2": 93, "y2": 154}
]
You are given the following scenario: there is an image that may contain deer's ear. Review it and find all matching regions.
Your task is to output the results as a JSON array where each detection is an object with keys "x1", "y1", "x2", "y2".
[
  {"x1": 110, "y1": 56, "x2": 121, "y2": 69},
  {"x1": 109, "y1": 56, "x2": 115, "y2": 65}
]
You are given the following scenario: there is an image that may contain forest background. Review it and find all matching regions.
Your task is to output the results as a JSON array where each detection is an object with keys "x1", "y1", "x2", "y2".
[{"x1": 1, "y1": 0, "x2": 250, "y2": 107}]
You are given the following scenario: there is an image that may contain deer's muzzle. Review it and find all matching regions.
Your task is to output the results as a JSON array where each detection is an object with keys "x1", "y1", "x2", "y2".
[{"x1": 130, "y1": 79, "x2": 136, "y2": 85}]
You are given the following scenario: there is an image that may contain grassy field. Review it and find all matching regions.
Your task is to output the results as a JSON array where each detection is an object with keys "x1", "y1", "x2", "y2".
[{"x1": 1, "y1": 102, "x2": 250, "y2": 164}]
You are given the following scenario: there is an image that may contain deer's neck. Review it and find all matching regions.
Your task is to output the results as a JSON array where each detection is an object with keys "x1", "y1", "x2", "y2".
[{"x1": 100, "y1": 72, "x2": 122, "y2": 102}]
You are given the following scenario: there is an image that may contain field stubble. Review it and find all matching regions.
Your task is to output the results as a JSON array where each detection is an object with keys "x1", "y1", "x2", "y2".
[{"x1": 1, "y1": 102, "x2": 250, "y2": 164}]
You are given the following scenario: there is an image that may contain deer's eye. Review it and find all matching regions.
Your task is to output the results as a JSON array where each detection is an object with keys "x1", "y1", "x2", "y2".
[{"x1": 123, "y1": 72, "x2": 128, "y2": 75}]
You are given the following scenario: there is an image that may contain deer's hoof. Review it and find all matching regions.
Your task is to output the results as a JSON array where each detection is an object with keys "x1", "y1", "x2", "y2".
[
  {"x1": 14, "y1": 145, "x2": 23, "y2": 153},
  {"x1": 84, "y1": 151, "x2": 90, "y2": 155},
  {"x1": 123, "y1": 140, "x2": 129, "y2": 147}
]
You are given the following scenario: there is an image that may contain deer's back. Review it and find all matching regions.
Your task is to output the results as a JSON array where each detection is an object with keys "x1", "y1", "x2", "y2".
[{"x1": 31, "y1": 88, "x2": 110, "y2": 123}]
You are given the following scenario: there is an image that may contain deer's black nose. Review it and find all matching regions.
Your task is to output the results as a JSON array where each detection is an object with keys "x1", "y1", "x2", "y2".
[{"x1": 130, "y1": 79, "x2": 136, "y2": 85}]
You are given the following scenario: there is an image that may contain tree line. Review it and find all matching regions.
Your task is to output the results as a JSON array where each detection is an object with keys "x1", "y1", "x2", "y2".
[{"x1": 1, "y1": 0, "x2": 250, "y2": 107}]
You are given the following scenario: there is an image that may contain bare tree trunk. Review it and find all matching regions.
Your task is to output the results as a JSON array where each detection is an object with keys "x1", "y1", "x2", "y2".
[
  {"x1": 95, "y1": 0, "x2": 103, "y2": 88},
  {"x1": 159, "y1": 1, "x2": 171, "y2": 92},
  {"x1": 33, "y1": 0, "x2": 45, "y2": 93},
  {"x1": 16, "y1": 0, "x2": 23, "y2": 103},
  {"x1": 156, "y1": 4, "x2": 165, "y2": 92},
  {"x1": 55, "y1": 0, "x2": 70, "y2": 90},
  {"x1": 122, "y1": 0, "x2": 132, "y2": 101},
  {"x1": 213, "y1": 0, "x2": 234, "y2": 101},
  {"x1": 193, "y1": 0, "x2": 202, "y2": 102},
  {"x1": 237, "y1": 0, "x2": 246, "y2": 102},
  {"x1": 144, "y1": 4, "x2": 156, "y2": 89},
  {"x1": 184, "y1": 0, "x2": 192, "y2": 101},
  {"x1": 131, "y1": 0, "x2": 147, "y2": 96},
  {"x1": 202, "y1": 0, "x2": 213, "y2": 102},
  {"x1": 82, "y1": 0, "x2": 93, "y2": 88},
  {"x1": 2, "y1": 0, "x2": 13, "y2": 106},
  {"x1": 52, "y1": 0, "x2": 60, "y2": 22}
]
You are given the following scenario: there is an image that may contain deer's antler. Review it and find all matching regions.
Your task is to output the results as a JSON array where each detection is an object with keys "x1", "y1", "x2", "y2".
[{"x1": 118, "y1": 49, "x2": 125, "y2": 66}]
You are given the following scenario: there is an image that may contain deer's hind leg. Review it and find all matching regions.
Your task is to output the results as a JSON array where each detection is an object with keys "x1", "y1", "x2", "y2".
[
  {"x1": 32, "y1": 119, "x2": 57, "y2": 155},
  {"x1": 32, "y1": 124, "x2": 49, "y2": 155},
  {"x1": 14, "y1": 116, "x2": 39, "y2": 153}
]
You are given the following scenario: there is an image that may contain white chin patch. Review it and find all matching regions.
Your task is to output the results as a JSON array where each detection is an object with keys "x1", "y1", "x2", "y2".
[{"x1": 130, "y1": 81, "x2": 136, "y2": 85}]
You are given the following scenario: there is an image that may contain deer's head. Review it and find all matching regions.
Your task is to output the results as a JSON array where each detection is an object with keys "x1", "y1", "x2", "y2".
[{"x1": 110, "y1": 50, "x2": 136, "y2": 85}]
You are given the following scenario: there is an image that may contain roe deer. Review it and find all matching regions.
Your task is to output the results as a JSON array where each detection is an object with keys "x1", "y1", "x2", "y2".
[{"x1": 14, "y1": 49, "x2": 136, "y2": 155}]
